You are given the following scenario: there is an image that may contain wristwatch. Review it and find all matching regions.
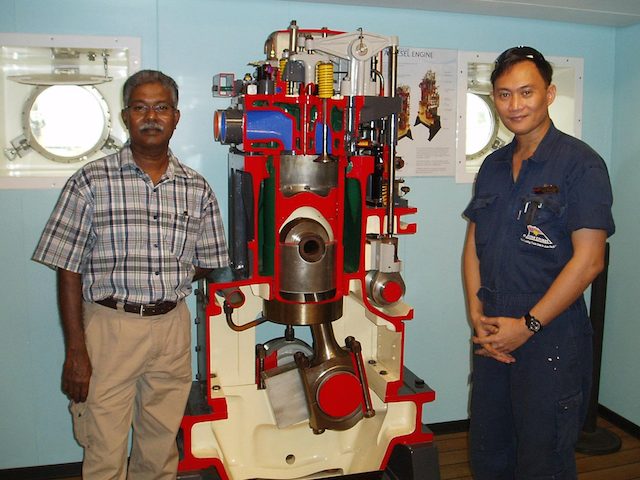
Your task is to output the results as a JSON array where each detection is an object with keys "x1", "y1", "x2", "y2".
[{"x1": 524, "y1": 312, "x2": 543, "y2": 333}]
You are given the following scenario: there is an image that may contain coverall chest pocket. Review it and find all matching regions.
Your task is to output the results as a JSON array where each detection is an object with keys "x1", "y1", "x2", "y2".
[
  {"x1": 518, "y1": 194, "x2": 566, "y2": 253},
  {"x1": 469, "y1": 194, "x2": 499, "y2": 255}
]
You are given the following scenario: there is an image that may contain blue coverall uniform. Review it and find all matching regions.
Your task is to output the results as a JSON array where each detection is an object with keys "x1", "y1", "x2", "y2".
[{"x1": 463, "y1": 122, "x2": 615, "y2": 479}]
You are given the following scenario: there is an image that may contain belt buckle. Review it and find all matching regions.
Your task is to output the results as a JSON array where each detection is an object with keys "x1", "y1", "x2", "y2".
[{"x1": 139, "y1": 304, "x2": 146, "y2": 316}]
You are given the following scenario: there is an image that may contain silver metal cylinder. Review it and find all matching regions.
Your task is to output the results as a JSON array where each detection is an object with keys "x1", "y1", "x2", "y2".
[
  {"x1": 213, "y1": 108, "x2": 243, "y2": 145},
  {"x1": 279, "y1": 218, "x2": 335, "y2": 295},
  {"x1": 263, "y1": 298, "x2": 343, "y2": 326},
  {"x1": 279, "y1": 154, "x2": 338, "y2": 197}
]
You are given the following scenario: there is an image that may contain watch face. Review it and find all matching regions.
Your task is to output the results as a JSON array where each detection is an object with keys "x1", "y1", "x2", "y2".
[{"x1": 527, "y1": 317, "x2": 542, "y2": 332}]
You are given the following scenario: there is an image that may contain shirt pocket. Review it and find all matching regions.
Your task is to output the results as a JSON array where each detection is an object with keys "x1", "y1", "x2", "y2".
[
  {"x1": 165, "y1": 212, "x2": 202, "y2": 264},
  {"x1": 518, "y1": 193, "x2": 566, "y2": 254},
  {"x1": 468, "y1": 194, "x2": 499, "y2": 253}
]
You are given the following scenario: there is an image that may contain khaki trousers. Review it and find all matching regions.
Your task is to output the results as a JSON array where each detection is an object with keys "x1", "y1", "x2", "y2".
[{"x1": 70, "y1": 301, "x2": 192, "y2": 480}]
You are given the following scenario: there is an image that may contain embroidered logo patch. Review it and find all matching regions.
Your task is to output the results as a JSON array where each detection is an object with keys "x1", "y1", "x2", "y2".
[{"x1": 521, "y1": 225, "x2": 556, "y2": 249}]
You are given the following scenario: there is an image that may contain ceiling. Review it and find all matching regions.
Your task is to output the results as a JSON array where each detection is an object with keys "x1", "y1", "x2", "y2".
[{"x1": 288, "y1": 0, "x2": 640, "y2": 27}]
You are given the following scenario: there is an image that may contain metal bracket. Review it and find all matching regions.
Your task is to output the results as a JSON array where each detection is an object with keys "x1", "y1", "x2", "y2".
[{"x1": 4, "y1": 135, "x2": 32, "y2": 161}]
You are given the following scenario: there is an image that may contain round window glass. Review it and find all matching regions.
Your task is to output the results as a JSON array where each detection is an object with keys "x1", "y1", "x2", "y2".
[
  {"x1": 24, "y1": 85, "x2": 110, "y2": 163},
  {"x1": 465, "y1": 92, "x2": 497, "y2": 159}
]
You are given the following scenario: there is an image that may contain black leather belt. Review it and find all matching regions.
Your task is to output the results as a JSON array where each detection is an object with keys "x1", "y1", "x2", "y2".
[{"x1": 96, "y1": 297, "x2": 178, "y2": 316}]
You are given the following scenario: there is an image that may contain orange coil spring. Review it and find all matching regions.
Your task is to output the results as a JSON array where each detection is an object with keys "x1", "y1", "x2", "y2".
[
  {"x1": 381, "y1": 182, "x2": 389, "y2": 208},
  {"x1": 317, "y1": 62, "x2": 334, "y2": 99}
]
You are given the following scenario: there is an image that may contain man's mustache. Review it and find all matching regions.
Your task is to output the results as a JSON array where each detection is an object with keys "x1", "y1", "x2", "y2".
[{"x1": 139, "y1": 121, "x2": 164, "y2": 132}]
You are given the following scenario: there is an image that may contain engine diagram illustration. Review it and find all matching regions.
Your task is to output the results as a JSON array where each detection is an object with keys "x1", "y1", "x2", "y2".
[{"x1": 415, "y1": 70, "x2": 442, "y2": 141}]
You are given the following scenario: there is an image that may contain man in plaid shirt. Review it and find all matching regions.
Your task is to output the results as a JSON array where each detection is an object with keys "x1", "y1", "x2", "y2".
[{"x1": 33, "y1": 70, "x2": 228, "y2": 479}]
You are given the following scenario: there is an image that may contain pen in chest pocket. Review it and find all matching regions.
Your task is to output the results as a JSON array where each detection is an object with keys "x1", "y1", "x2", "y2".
[
  {"x1": 517, "y1": 200, "x2": 543, "y2": 224},
  {"x1": 516, "y1": 184, "x2": 557, "y2": 224}
]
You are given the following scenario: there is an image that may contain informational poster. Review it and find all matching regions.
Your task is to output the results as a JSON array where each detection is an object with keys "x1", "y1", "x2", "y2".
[{"x1": 395, "y1": 47, "x2": 458, "y2": 177}]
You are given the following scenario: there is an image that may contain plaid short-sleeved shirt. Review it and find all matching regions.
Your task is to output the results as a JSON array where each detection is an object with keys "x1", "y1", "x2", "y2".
[{"x1": 33, "y1": 145, "x2": 229, "y2": 304}]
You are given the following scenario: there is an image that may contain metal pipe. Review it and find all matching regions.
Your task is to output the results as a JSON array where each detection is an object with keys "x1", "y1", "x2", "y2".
[
  {"x1": 346, "y1": 96, "x2": 357, "y2": 155},
  {"x1": 224, "y1": 302, "x2": 266, "y2": 332},
  {"x1": 315, "y1": 98, "x2": 332, "y2": 163},
  {"x1": 386, "y1": 45, "x2": 399, "y2": 236},
  {"x1": 288, "y1": 20, "x2": 299, "y2": 54},
  {"x1": 345, "y1": 336, "x2": 375, "y2": 418},
  {"x1": 256, "y1": 344, "x2": 266, "y2": 389}
]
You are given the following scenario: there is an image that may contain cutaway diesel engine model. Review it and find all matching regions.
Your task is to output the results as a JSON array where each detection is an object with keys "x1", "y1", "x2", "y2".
[{"x1": 178, "y1": 21, "x2": 440, "y2": 480}]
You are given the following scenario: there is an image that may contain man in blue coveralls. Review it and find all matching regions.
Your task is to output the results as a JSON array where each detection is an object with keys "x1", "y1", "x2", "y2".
[{"x1": 462, "y1": 46, "x2": 615, "y2": 479}]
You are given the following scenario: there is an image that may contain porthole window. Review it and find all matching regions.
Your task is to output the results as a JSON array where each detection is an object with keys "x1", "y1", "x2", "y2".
[
  {"x1": 465, "y1": 92, "x2": 498, "y2": 162},
  {"x1": 23, "y1": 85, "x2": 111, "y2": 163},
  {"x1": 1, "y1": 34, "x2": 140, "y2": 188}
]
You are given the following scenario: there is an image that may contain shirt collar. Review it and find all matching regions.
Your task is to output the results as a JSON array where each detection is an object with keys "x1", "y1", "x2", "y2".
[
  {"x1": 118, "y1": 143, "x2": 191, "y2": 180},
  {"x1": 494, "y1": 121, "x2": 559, "y2": 164},
  {"x1": 528, "y1": 121, "x2": 560, "y2": 163}
]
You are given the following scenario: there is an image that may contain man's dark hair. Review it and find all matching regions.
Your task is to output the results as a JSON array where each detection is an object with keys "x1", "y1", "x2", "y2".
[
  {"x1": 491, "y1": 46, "x2": 553, "y2": 87},
  {"x1": 122, "y1": 70, "x2": 179, "y2": 108}
]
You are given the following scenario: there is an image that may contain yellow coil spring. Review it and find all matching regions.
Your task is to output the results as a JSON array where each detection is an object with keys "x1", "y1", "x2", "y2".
[
  {"x1": 381, "y1": 182, "x2": 389, "y2": 208},
  {"x1": 279, "y1": 58, "x2": 287, "y2": 80},
  {"x1": 316, "y1": 62, "x2": 334, "y2": 99}
]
